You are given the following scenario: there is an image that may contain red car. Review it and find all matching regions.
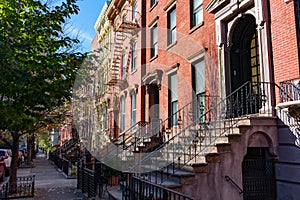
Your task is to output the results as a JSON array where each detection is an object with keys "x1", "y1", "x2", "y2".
[{"x1": 0, "y1": 157, "x2": 5, "y2": 181}]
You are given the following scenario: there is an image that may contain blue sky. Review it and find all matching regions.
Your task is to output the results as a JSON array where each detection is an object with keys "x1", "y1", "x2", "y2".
[{"x1": 69, "y1": 0, "x2": 105, "y2": 52}]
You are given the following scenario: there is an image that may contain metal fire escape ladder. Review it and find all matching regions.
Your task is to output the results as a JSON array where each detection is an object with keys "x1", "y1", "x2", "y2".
[
  {"x1": 107, "y1": 32, "x2": 125, "y2": 85},
  {"x1": 107, "y1": 8, "x2": 140, "y2": 85}
]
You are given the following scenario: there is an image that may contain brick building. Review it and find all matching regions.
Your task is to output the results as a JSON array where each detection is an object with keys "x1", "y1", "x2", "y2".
[{"x1": 82, "y1": 0, "x2": 300, "y2": 199}]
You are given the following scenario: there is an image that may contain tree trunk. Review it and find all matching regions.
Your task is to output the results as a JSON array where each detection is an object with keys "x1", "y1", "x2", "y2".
[
  {"x1": 27, "y1": 133, "x2": 34, "y2": 165},
  {"x1": 9, "y1": 132, "x2": 20, "y2": 193}
]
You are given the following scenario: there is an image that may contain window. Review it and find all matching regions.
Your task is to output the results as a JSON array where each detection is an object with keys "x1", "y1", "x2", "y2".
[
  {"x1": 250, "y1": 30, "x2": 260, "y2": 86},
  {"x1": 151, "y1": 25, "x2": 158, "y2": 58},
  {"x1": 98, "y1": 106, "x2": 108, "y2": 130},
  {"x1": 104, "y1": 105, "x2": 108, "y2": 130},
  {"x1": 132, "y1": 1, "x2": 138, "y2": 22},
  {"x1": 168, "y1": 7, "x2": 176, "y2": 45},
  {"x1": 192, "y1": 59, "x2": 205, "y2": 122},
  {"x1": 151, "y1": 0, "x2": 157, "y2": 7},
  {"x1": 131, "y1": 92, "x2": 136, "y2": 126},
  {"x1": 191, "y1": 0, "x2": 203, "y2": 27},
  {"x1": 122, "y1": 53, "x2": 127, "y2": 79},
  {"x1": 132, "y1": 41, "x2": 137, "y2": 71},
  {"x1": 169, "y1": 72, "x2": 178, "y2": 127},
  {"x1": 121, "y1": 96, "x2": 126, "y2": 132}
]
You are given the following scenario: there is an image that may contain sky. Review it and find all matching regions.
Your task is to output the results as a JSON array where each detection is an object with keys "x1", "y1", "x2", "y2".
[{"x1": 68, "y1": 0, "x2": 105, "y2": 52}]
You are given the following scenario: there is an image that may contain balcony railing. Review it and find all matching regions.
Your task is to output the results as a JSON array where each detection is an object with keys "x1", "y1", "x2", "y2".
[
  {"x1": 114, "y1": 9, "x2": 141, "y2": 33},
  {"x1": 280, "y1": 78, "x2": 300, "y2": 102}
]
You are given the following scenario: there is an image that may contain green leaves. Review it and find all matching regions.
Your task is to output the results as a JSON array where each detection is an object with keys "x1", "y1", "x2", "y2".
[{"x1": 0, "y1": 0, "x2": 86, "y2": 133}]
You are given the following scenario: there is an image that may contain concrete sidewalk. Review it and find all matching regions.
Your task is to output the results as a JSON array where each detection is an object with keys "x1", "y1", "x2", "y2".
[{"x1": 17, "y1": 152, "x2": 79, "y2": 200}]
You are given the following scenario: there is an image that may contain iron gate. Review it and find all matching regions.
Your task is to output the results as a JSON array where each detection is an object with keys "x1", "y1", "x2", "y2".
[{"x1": 242, "y1": 148, "x2": 276, "y2": 200}]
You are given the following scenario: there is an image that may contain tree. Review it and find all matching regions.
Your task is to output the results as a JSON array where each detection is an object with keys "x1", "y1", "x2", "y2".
[{"x1": 0, "y1": 0, "x2": 85, "y2": 191}]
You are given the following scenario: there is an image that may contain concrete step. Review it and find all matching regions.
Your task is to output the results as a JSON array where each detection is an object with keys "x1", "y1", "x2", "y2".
[{"x1": 137, "y1": 174, "x2": 182, "y2": 189}]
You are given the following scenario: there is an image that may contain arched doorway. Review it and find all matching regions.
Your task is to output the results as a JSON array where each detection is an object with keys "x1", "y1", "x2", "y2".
[
  {"x1": 227, "y1": 14, "x2": 262, "y2": 116},
  {"x1": 230, "y1": 14, "x2": 260, "y2": 92}
]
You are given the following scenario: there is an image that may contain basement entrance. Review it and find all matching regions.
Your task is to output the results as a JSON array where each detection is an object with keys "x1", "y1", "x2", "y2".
[{"x1": 242, "y1": 147, "x2": 276, "y2": 200}]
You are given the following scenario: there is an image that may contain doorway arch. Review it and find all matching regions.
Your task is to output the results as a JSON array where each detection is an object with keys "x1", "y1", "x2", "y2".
[{"x1": 229, "y1": 14, "x2": 260, "y2": 92}]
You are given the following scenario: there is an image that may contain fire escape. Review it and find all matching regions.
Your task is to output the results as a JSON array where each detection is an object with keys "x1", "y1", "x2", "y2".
[{"x1": 106, "y1": 2, "x2": 140, "y2": 85}]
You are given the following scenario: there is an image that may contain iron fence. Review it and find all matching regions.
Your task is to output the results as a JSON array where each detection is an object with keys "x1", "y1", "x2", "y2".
[
  {"x1": 0, "y1": 176, "x2": 35, "y2": 199},
  {"x1": 77, "y1": 163, "x2": 96, "y2": 198},
  {"x1": 129, "y1": 176, "x2": 193, "y2": 200}
]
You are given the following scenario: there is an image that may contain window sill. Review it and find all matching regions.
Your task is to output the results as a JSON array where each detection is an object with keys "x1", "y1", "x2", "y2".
[
  {"x1": 189, "y1": 21, "x2": 204, "y2": 34},
  {"x1": 149, "y1": 55, "x2": 158, "y2": 62},
  {"x1": 166, "y1": 41, "x2": 177, "y2": 51},
  {"x1": 150, "y1": 2, "x2": 158, "y2": 12}
]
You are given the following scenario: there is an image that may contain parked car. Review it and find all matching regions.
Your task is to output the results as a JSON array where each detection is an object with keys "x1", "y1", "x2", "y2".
[
  {"x1": 0, "y1": 149, "x2": 12, "y2": 176},
  {"x1": 0, "y1": 158, "x2": 5, "y2": 181}
]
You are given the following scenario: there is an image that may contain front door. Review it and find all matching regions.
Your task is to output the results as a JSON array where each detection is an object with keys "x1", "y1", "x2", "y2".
[
  {"x1": 148, "y1": 84, "x2": 159, "y2": 122},
  {"x1": 228, "y1": 14, "x2": 261, "y2": 116}
]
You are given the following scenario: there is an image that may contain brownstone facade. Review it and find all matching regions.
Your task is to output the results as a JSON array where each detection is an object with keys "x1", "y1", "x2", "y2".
[{"x1": 87, "y1": 0, "x2": 300, "y2": 199}]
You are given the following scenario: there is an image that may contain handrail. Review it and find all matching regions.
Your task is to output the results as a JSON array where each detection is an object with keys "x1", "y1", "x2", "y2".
[
  {"x1": 279, "y1": 78, "x2": 300, "y2": 102},
  {"x1": 100, "y1": 121, "x2": 149, "y2": 157},
  {"x1": 118, "y1": 121, "x2": 149, "y2": 148},
  {"x1": 101, "y1": 119, "x2": 162, "y2": 164},
  {"x1": 130, "y1": 176, "x2": 194, "y2": 200},
  {"x1": 225, "y1": 175, "x2": 243, "y2": 195},
  {"x1": 130, "y1": 82, "x2": 274, "y2": 181}
]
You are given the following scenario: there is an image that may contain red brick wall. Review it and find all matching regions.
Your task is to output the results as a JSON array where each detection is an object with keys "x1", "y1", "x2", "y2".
[
  {"x1": 270, "y1": 1, "x2": 300, "y2": 84},
  {"x1": 145, "y1": 0, "x2": 219, "y2": 119}
]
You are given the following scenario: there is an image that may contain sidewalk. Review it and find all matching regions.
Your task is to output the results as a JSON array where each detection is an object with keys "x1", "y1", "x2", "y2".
[{"x1": 17, "y1": 152, "x2": 79, "y2": 200}]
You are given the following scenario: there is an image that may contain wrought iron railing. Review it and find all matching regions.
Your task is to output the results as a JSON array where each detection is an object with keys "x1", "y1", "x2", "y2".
[
  {"x1": 101, "y1": 95, "x2": 219, "y2": 171},
  {"x1": 130, "y1": 82, "x2": 274, "y2": 183},
  {"x1": 99, "y1": 121, "x2": 149, "y2": 161},
  {"x1": 0, "y1": 176, "x2": 35, "y2": 199},
  {"x1": 129, "y1": 176, "x2": 194, "y2": 200},
  {"x1": 77, "y1": 164, "x2": 96, "y2": 198},
  {"x1": 279, "y1": 78, "x2": 300, "y2": 102},
  {"x1": 277, "y1": 78, "x2": 300, "y2": 146},
  {"x1": 119, "y1": 121, "x2": 150, "y2": 149},
  {"x1": 114, "y1": 9, "x2": 141, "y2": 33},
  {"x1": 62, "y1": 138, "x2": 79, "y2": 153},
  {"x1": 225, "y1": 175, "x2": 243, "y2": 195},
  {"x1": 7, "y1": 176, "x2": 35, "y2": 199}
]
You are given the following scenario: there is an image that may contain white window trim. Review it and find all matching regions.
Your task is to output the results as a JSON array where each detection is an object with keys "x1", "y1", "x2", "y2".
[
  {"x1": 187, "y1": 48, "x2": 207, "y2": 64},
  {"x1": 165, "y1": 63, "x2": 180, "y2": 75},
  {"x1": 150, "y1": 25, "x2": 158, "y2": 58}
]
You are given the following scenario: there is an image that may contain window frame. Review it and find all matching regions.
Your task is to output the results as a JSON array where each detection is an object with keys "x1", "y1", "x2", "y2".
[
  {"x1": 150, "y1": 24, "x2": 158, "y2": 58},
  {"x1": 120, "y1": 96, "x2": 126, "y2": 133},
  {"x1": 192, "y1": 58, "x2": 206, "y2": 122},
  {"x1": 151, "y1": 0, "x2": 157, "y2": 7},
  {"x1": 168, "y1": 72, "x2": 178, "y2": 127},
  {"x1": 132, "y1": 1, "x2": 138, "y2": 22},
  {"x1": 131, "y1": 92, "x2": 137, "y2": 126},
  {"x1": 191, "y1": 0, "x2": 203, "y2": 28},
  {"x1": 104, "y1": 105, "x2": 108, "y2": 130},
  {"x1": 167, "y1": 6, "x2": 176, "y2": 45},
  {"x1": 131, "y1": 41, "x2": 137, "y2": 71},
  {"x1": 122, "y1": 53, "x2": 127, "y2": 79}
]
